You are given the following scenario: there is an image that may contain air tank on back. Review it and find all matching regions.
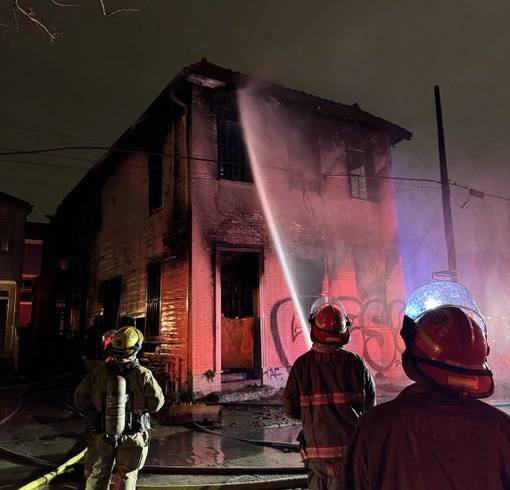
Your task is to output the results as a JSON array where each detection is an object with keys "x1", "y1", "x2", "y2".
[{"x1": 105, "y1": 375, "x2": 128, "y2": 438}]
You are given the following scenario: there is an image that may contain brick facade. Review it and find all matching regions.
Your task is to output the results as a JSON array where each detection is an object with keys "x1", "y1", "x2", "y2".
[{"x1": 42, "y1": 60, "x2": 411, "y2": 397}]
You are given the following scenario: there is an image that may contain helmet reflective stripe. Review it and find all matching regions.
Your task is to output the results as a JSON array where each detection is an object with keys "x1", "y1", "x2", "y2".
[
  {"x1": 402, "y1": 305, "x2": 493, "y2": 398},
  {"x1": 447, "y1": 375, "x2": 480, "y2": 390}
]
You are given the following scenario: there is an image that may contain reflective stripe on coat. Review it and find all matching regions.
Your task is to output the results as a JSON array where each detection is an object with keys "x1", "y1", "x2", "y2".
[{"x1": 283, "y1": 348, "x2": 375, "y2": 463}]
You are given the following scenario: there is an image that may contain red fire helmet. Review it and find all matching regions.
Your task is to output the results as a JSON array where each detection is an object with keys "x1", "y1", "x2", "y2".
[
  {"x1": 309, "y1": 297, "x2": 351, "y2": 346},
  {"x1": 402, "y1": 306, "x2": 494, "y2": 398}
]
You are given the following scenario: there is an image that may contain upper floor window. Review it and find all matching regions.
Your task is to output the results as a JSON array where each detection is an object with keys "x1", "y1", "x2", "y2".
[
  {"x1": 217, "y1": 115, "x2": 252, "y2": 182},
  {"x1": 346, "y1": 144, "x2": 377, "y2": 201},
  {"x1": 146, "y1": 259, "x2": 161, "y2": 338},
  {"x1": 148, "y1": 153, "x2": 163, "y2": 213}
]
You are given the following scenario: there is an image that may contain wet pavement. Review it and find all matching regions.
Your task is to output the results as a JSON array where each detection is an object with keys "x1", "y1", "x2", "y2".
[
  {"x1": 0, "y1": 375, "x2": 304, "y2": 488},
  {"x1": 1, "y1": 374, "x2": 509, "y2": 489}
]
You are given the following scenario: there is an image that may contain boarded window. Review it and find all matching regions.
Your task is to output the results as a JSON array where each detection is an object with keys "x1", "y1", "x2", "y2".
[
  {"x1": 148, "y1": 153, "x2": 163, "y2": 213},
  {"x1": 217, "y1": 116, "x2": 252, "y2": 182},
  {"x1": 346, "y1": 143, "x2": 377, "y2": 201},
  {"x1": 146, "y1": 260, "x2": 161, "y2": 337}
]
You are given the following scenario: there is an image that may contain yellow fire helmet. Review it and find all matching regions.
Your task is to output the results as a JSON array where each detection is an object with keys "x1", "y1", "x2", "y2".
[{"x1": 109, "y1": 326, "x2": 144, "y2": 359}]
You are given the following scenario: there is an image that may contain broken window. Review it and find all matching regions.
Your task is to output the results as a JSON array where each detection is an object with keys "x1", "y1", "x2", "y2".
[
  {"x1": 148, "y1": 152, "x2": 163, "y2": 213},
  {"x1": 346, "y1": 143, "x2": 377, "y2": 201},
  {"x1": 217, "y1": 115, "x2": 252, "y2": 182},
  {"x1": 146, "y1": 260, "x2": 161, "y2": 337}
]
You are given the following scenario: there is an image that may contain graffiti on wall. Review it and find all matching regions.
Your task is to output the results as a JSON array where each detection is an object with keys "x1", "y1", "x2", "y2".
[{"x1": 270, "y1": 296, "x2": 406, "y2": 375}]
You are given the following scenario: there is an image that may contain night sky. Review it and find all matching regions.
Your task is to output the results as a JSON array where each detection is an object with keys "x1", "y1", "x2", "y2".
[{"x1": 1, "y1": 1, "x2": 510, "y2": 297}]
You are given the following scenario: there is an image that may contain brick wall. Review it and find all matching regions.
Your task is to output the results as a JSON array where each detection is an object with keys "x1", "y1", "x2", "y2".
[
  {"x1": 187, "y1": 85, "x2": 406, "y2": 394},
  {"x1": 82, "y1": 118, "x2": 191, "y2": 390}
]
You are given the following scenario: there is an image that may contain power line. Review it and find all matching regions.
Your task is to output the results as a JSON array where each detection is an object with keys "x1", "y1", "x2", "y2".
[
  {"x1": 0, "y1": 146, "x2": 96, "y2": 163},
  {"x1": 0, "y1": 123, "x2": 111, "y2": 144},
  {"x1": 2, "y1": 145, "x2": 510, "y2": 203},
  {"x1": 0, "y1": 158, "x2": 89, "y2": 171},
  {"x1": 402, "y1": 204, "x2": 443, "y2": 267}
]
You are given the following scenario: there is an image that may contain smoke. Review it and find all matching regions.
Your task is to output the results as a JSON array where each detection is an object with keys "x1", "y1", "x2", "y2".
[
  {"x1": 393, "y1": 129, "x2": 510, "y2": 397},
  {"x1": 238, "y1": 83, "x2": 407, "y2": 377}
]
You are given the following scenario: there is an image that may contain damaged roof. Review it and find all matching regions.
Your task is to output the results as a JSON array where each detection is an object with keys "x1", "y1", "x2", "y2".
[
  {"x1": 58, "y1": 58, "x2": 412, "y2": 212},
  {"x1": 181, "y1": 59, "x2": 412, "y2": 145}
]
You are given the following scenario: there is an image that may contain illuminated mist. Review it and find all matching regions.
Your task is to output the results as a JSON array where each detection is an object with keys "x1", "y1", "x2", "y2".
[
  {"x1": 238, "y1": 85, "x2": 407, "y2": 374},
  {"x1": 394, "y1": 134, "x2": 510, "y2": 398},
  {"x1": 238, "y1": 88, "x2": 312, "y2": 347}
]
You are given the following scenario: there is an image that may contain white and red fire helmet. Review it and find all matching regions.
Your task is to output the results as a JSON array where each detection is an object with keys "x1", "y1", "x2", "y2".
[{"x1": 309, "y1": 296, "x2": 351, "y2": 346}]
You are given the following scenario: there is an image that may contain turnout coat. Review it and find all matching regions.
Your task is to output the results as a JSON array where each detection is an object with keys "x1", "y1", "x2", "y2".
[
  {"x1": 342, "y1": 383, "x2": 510, "y2": 490},
  {"x1": 283, "y1": 347, "x2": 376, "y2": 464}
]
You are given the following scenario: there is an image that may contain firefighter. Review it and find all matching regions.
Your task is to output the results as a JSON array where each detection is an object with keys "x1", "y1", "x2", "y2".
[
  {"x1": 74, "y1": 326, "x2": 165, "y2": 490},
  {"x1": 343, "y1": 285, "x2": 510, "y2": 490},
  {"x1": 283, "y1": 297, "x2": 376, "y2": 490}
]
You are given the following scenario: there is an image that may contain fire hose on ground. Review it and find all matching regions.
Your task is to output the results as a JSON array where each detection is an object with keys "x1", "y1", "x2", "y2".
[
  {"x1": 1, "y1": 402, "x2": 305, "y2": 488},
  {"x1": 191, "y1": 422, "x2": 300, "y2": 452},
  {"x1": 10, "y1": 402, "x2": 510, "y2": 489},
  {"x1": 12, "y1": 446, "x2": 306, "y2": 490},
  {"x1": 0, "y1": 395, "x2": 306, "y2": 489}
]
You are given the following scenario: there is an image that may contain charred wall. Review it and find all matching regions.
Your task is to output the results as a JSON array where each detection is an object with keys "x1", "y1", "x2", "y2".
[{"x1": 188, "y1": 84, "x2": 406, "y2": 394}]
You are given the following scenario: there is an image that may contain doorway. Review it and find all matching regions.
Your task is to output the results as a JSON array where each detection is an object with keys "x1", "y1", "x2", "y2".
[
  {"x1": 0, "y1": 296, "x2": 8, "y2": 351},
  {"x1": 218, "y1": 250, "x2": 261, "y2": 383}
]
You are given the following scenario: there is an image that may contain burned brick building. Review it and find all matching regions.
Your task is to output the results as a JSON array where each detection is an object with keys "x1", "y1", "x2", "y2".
[{"x1": 37, "y1": 60, "x2": 412, "y2": 396}]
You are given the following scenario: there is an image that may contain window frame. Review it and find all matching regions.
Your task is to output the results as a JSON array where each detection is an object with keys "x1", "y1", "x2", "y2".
[
  {"x1": 145, "y1": 258, "x2": 162, "y2": 338},
  {"x1": 148, "y1": 152, "x2": 163, "y2": 214},
  {"x1": 216, "y1": 112, "x2": 252, "y2": 183},
  {"x1": 346, "y1": 143, "x2": 378, "y2": 202}
]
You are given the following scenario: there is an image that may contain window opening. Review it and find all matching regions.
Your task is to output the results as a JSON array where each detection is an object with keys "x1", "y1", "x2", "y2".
[
  {"x1": 148, "y1": 153, "x2": 163, "y2": 213},
  {"x1": 347, "y1": 144, "x2": 377, "y2": 201},
  {"x1": 217, "y1": 116, "x2": 252, "y2": 182},
  {"x1": 20, "y1": 278, "x2": 35, "y2": 302},
  {"x1": 146, "y1": 260, "x2": 161, "y2": 337},
  {"x1": 99, "y1": 276, "x2": 122, "y2": 331}
]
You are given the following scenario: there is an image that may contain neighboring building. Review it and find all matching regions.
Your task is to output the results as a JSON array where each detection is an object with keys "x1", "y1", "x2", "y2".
[
  {"x1": 37, "y1": 59, "x2": 412, "y2": 396},
  {"x1": 0, "y1": 191, "x2": 32, "y2": 372}
]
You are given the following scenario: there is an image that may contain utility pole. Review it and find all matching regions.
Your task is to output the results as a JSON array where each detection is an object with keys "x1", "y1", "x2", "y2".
[{"x1": 434, "y1": 85, "x2": 458, "y2": 282}]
